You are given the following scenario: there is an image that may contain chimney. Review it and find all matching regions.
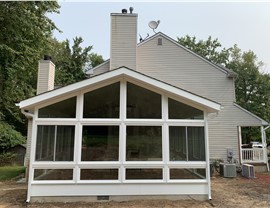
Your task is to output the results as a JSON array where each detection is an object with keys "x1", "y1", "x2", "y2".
[
  {"x1": 36, "y1": 55, "x2": 55, "y2": 95},
  {"x1": 110, "y1": 8, "x2": 138, "y2": 70}
]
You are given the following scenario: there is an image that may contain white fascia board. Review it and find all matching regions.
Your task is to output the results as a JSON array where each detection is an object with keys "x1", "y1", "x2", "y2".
[
  {"x1": 233, "y1": 103, "x2": 268, "y2": 126},
  {"x1": 18, "y1": 67, "x2": 220, "y2": 112}
]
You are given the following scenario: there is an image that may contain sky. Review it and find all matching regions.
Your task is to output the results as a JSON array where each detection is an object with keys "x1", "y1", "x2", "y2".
[{"x1": 48, "y1": 1, "x2": 270, "y2": 73}]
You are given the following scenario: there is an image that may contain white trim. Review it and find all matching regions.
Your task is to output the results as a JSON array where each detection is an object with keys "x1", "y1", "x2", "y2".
[
  {"x1": 234, "y1": 103, "x2": 268, "y2": 125},
  {"x1": 19, "y1": 67, "x2": 220, "y2": 113},
  {"x1": 30, "y1": 184, "x2": 208, "y2": 197}
]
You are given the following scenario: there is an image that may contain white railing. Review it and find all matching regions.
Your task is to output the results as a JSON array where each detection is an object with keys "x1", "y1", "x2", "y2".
[{"x1": 241, "y1": 148, "x2": 265, "y2": 163}]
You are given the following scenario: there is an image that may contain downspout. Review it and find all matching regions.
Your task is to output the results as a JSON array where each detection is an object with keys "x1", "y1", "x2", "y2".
[
  {"x1": 263, "y1": 126, "x2": 270, "y2": 172},
  {"x1": 21, "y1": 109, "x2": 34, "y2": 203},
  {"x1": 204, "y1": 112, "x2": 212, "y2": 200}
]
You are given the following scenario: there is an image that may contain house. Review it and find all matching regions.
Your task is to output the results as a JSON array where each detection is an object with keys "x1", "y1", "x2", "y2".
[{"x1": 18, "y1": 9, "x2": 269, "y2": 202}]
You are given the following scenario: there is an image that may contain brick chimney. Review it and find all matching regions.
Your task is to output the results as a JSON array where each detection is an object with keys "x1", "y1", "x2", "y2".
[
  {"x1": 36, "y1": 55, "x2": 55, "y2": 95},
  {"x1": 110, "y1": 8, "x2": 138, "y2": 71}
]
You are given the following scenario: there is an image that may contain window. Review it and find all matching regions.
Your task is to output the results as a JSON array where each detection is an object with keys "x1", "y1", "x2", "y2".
[
  {"x1": 127, "y1": 82, "x2": 161, "y2": 118},
  {"x1": 126, "y1": 126, "x2": 162, "y2": 161},
  {"x1": 81, "y1": 126, "x2": 119, "y2": 161},
  {"x1": 83, "y1": 82, "x2": 120, "y2": 118},
  {"x1": 38, "y1": 97, "x2": 76, "y2": 118},
  {"x1": 169, "y1": 126, "x2": 205, "y2": 161},
  {"x1": 170, "y1": 168, "x2": 206, "y2": 179},
  {"x1": 168, "y1": 98, "x2": 203, "y2": 119},
  {"x1": 34, "y1": 169, "x2": 73, "y2": 180},
  {"x1": 126, "y1": 169, "x2": 163, "y2": 180},
  {"x1": 35, "y1": 125, "x2": 75, "y2": 161},
  {"x1": 80, "y1": 169, "x2": 118, "y2": 180}
]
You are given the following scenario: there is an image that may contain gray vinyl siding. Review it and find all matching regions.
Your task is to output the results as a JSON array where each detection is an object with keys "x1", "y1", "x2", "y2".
[
  {"x1": 110, "y1": 14, "x2": 137, "y2": 70},
  {"x1": 93, "y1": 61, "x2": 110, "y2": 76},
  {"x1": 137, "y1": 34, "x2": 263, "y2": 161}
]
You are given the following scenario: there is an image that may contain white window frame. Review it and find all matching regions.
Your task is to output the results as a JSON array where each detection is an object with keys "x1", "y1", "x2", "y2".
[{"x1": 30, "y1": 78, "x2": 208, "y2": 185}]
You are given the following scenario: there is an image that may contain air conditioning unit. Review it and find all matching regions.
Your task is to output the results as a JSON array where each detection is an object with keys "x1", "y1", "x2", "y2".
[
  {"x1": 242, "y1": 164, "x2": 255, "y2": 178},
  {"x1": 219, "y1": 163, "x2": 236, "y2": 178}
]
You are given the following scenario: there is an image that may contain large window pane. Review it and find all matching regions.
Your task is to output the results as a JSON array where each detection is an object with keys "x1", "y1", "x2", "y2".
[
  {"x1": 127, "y1": 82, "x2": 161, "y2": 118},
  {"x1": 38, "y1": 97, "x2": 76, "y2": 118},
  {"x1": 169, "y1": 126, "x2": 205, "y2": 161},
  {"x1": 188, "y1": 127, "x2": 205, "y2": 161},
  {"x1": 83, "y1": 82, "x2": 120, "y2": 118},
  {"x1": 34, "y1": 169, "x2": 73, "y2": 180},
  {"x1": 36, "y1": 126, "x2": 55, "y2": 161},
  {"x1": 35, "y1": 125, "x2": 75, "y2": 161},
  {"x1": 168, "y1": 98, "x2": 203, "y2": 119},
  {"x1": 169, "y1": 126, "x2": 187, "y2": 161},
  {"x1": 126, "y1": 126, "x2": 162, "y2": 161},
  {"x1": 126, "y1": 169, "x2": 163, "y2": 180},
  {"x1": 80, "y1": 169, "x2": 118, "y2": 180},
  {"x1": 170, "y1": 168, "x2": 206, "y2": 179},
  {"x1": 55, "y1": 126, "x2": 75, "y2": 161},
  {"x1": 81, "y1": 126, "x2": 119, "y2": 161}
]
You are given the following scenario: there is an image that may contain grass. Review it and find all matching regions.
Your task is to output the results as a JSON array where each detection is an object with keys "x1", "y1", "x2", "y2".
[{"x1": 0, "y1": 166, "x2": 26, "y2": 181}]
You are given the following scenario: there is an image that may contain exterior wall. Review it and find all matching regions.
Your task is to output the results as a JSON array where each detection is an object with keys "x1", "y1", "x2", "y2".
[
  {"x1": 37, "y1": 60, "x2": 55, "y2": 95},
  {"x1": 93, "y1": 60, "x2": 110, "y2": 76},
  {"x1": 110, "y1": 13, "x2": 137, "y2": 71},
  {"x1": 137, "y1": 34, "x2": 263, "y2": 161}
]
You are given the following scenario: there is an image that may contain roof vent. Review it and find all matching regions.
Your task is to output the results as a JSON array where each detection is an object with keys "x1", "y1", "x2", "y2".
[
  {"x1": 122, "y1": 9, "x2": 127, "y2": 14},
  {"x1": 129, "y1": 7, "x2": 134, "y2": 14}
]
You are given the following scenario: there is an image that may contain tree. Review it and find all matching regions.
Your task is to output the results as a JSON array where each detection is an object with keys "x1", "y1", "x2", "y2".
[
  {"x1": 48, "y1": 37, "x2": 104, "y2": 86},
  {"x1": 178, "y1": 35, "x2": 231, "y2": 65},
  {"x1": 0, "y1": 2, "x2": 60, "y2": 145},
  {"x1": 178, "y1": 35, "x2": 270, "y2": 142}
]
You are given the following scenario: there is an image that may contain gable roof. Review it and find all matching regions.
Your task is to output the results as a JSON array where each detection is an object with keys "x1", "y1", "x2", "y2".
[
  {"x1": 234, "y1": 103, "x2": 268, "y2": 126},
  {"x1": 138, "y1": 32, "x2": 237, "y2": 78},
  {"x1": 18, "y1": 67, "x2": 221, "y2": 113}
]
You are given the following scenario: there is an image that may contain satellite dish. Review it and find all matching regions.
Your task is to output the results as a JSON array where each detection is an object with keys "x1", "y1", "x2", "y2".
[{"x1": 148, "y1": 20, "x2": 160, "y2": 33}]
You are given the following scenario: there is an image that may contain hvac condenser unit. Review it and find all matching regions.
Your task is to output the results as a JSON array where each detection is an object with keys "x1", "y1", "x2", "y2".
[
  {"x1": 242, "y1": 164, "x2": 255, "y2": 178},
  {"x1": 219, "y1": 163, "x2": 237, "y2": 178}
]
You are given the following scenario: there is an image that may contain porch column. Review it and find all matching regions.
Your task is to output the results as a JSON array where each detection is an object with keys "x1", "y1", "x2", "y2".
[
  {"x1": 238, "y1": 126, "x2": 243, "y2": 164},
  {"x1": 261, "y1": 126, "x2": 270, "y2": 172}
]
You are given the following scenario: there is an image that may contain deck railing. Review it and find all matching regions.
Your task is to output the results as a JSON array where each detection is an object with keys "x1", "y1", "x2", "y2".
[{"x1": 241, "y1": 148, "x2": 265, "y2": 163}]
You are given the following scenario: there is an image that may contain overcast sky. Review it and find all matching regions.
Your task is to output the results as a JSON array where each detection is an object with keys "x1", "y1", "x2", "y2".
[{"x1": 49, "y1": 1, "x2": 270, "y2": 73}]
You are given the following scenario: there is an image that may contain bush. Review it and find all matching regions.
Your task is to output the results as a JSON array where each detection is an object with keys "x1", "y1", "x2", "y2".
[{"x1": 0, "y1": 121, "x2": 25, "y2": 153}]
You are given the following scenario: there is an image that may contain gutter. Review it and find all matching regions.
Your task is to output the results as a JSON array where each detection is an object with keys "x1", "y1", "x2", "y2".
[{"x1": 21, "y1": 109, "x2": 34, "y2": 119}]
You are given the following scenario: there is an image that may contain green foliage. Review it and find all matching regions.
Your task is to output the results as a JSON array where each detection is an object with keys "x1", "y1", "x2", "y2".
[
  {"x1": 90, "y1": 53, "x2": 105, "y2": 68},
  {"x1": 0, "y1": 166, "x2": 26, "y2": 181},
  {"x1": 178, "y1": 35, "x2": 231, "y2": 65},
  {"x1": 48, "y1": 37, "x2": 104, "y2": 87},
  {"x1": 0, "y1": 1, "x2": 60, "y2": 139},
  {"x1": 178, "y1": 35, "x2": 270, "y2": 142},
  {"x1": 0, "y1": 122, "x2": 26, "y2": 153}
]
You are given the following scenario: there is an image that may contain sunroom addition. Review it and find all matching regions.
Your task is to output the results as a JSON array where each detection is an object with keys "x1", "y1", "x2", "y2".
[{"x1": 19, "y1": 68, "x2": 220, "y2": 201}]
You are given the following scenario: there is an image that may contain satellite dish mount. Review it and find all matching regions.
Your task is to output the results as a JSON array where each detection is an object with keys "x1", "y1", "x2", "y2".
[{"x1": 148, "y1": 20, "x2": 160, "y2": 33}]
